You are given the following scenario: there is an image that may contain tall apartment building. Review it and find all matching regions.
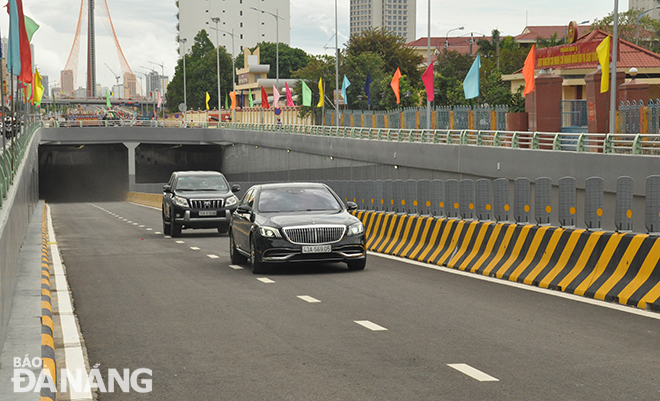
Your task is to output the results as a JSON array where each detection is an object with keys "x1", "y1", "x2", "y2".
[
  {"x1": 350, "y1": 0, "x2": 416, "y2": 42},
  {"x1": 629, "y1": 0, "x2": 660, "y2": 19},
  {"x1": 177, "y1": 0, "x2": 290, "y2": 57}
]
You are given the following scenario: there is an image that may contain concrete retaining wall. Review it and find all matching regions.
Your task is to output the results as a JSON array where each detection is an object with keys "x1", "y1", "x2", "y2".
[
  {"x1": 0, "y1": 132, "x2": 40, "y2": 354},
  {"x1": 354, "y1": 210, "x2": 660, "y2": 311}
]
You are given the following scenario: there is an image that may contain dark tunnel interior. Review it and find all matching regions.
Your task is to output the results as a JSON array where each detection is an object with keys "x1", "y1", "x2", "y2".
[{"x1": 38, "y1": 144, "x2": 224, "y2": 203}]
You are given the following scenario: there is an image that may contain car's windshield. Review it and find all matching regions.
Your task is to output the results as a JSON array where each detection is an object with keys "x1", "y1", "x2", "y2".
[
  {"x1": 175, "y1": 175, "x2": 229, "y2": 191},
  {"x1": 258, "y1": 187, "x2": 342, "y2": 212}
]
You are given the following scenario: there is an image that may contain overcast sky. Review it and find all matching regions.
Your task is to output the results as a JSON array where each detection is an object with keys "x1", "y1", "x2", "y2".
[{"x1": 6, "y1": 0, "x2": 628, "y2": 94}]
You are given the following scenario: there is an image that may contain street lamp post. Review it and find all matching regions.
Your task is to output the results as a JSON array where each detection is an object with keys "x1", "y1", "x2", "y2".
[
  {"x1": 213, "y1": 27, "x2": 237, "y2": 92},
  {"x1": 179, "y1": 38, "x2": 188, "y2": 122},
  {"x1": 609, "y1": 0, "x2": 619, "y2": 135},
  {"x1": 636, "y1": 7, "x2": 660, "y2": 46},
  {"x1": 335, "y1": 0, "x2": 339, "y2": 127},
  {"x1": 211, "y1": 17, "x2": 222, "y2": 111},
  {"x1": 148, "y1": 60, "x2": 165, "y2": 93},
  {"x1": 250, "y1": 7, "x2": 284, "y2": 88},
  {"x1": 445, "y1": 26, "x2": 464, "y2": 50}
]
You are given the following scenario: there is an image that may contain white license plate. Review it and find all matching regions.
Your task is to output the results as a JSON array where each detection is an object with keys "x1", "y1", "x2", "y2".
[
  {"x1": 198, "y1": 210, "x2": 217, "y2": 216},
  {"x1": 302, "y1": 245, "x2": 332, "y2": 254}
]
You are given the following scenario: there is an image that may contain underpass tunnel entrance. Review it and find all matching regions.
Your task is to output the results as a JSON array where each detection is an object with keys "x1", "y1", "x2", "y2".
[
  {"x1": 135, "y1": 144, "x2": 224, "y2": 184},
  {"x1": 39, "y1": 144, "x2": 128, "y2": 202}
]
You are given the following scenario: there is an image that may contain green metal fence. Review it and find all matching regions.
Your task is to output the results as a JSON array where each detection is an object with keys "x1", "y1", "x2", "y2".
[{"x1": 0, "y1": 120, "x2": 41, "y2": 209}]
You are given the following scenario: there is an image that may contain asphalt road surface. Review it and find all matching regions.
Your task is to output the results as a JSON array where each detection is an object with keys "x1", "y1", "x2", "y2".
[{"x1": 50, "y1": 201, "x2": 660, "y2": 401}]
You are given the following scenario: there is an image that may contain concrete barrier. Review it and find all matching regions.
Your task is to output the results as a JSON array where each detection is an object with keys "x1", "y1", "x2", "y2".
[
  {"x1": 126, "y1": 192, "x2": 162, "y2": 208},
  {"x1": 354, "y1": 210, "x2": 660, "y2": 312}
]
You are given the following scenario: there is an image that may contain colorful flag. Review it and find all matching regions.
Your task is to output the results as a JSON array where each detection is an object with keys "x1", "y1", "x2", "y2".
[
  {"x1": 302, "y1": 81, "x2": 312, "y2": 107},
  {"x1": 260, "y1": 86, "x2": 270, "y2": 108},
  {"x1": 341, "y1": 75, "x2": 351, "y2": 105},
  {"x1": 285, "y1": 83, "x2": 294, "y2": 107},
  {"x1": 272, "y1": 85, "x2": 280, "y2": 108},
  {"x1": 421, "y1": 63, "x2": 434, "y2": 102},
  {"x1": 24, "y1": 15, "x2": 39, "y2": 42},
  {"x1": 523, "y1": 45, "x2": 536, "y2": 95},
  {"x1": 106, "y1": 90, "x2": 111, "y2": 108},
  {"x1": 230, "y1": 91, "x2": 237, "y2": 110},
  {"x1": 463, "y1": 55, "x2": 481, "y2": 100},
  {"x1": 248, "y1": 89, "x2": 254, "y2": 107},
  {"x1": 225, "y1": 93, "x2": 228, "y2": 109},
  {"x1": 390, "y1": 67, "x2": 402, "y2": 104},
  {"x1": 317, "y1": 78, "x2": 324, "y2": 108},
  {"x1": 205, "y1": 92, "x2": 210, "y2": 110},
  {"x1": 364, "y1": 72, "x2": 372, "y2": 107},
  {"x1": 157, "y1": 91, "x2": 162, "y2": 109},
  {"x1": 596, "y1": 36, "x2": 611, "y2": 93},
  {"x1": 7, "y1": 0, "x2": 33, "y2": 83}
]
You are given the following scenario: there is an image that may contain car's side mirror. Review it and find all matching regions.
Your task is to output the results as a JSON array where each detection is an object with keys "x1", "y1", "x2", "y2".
[
  {"x1": 346, "y1": 201, "x2": 358, "y2": 211},
  {"x1": 163, "y1": 184, "x2": 172, "y2": 193},
  {"x1": 231, "y1": 184, "x2": 241, "y2": 193},
  {"x1": 236, "y1": 205, "x2": 251, "y2": 214}
]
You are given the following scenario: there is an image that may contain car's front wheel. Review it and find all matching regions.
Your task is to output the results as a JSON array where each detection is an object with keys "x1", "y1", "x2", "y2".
[
  {"x1": 170, "y1": 215, "x2": 182, "y2": 237},
  {"x1": 162, "y1": 211, "x2": 171, "y2": 236},
  {"x1": 250, "y1": 236, "x2": 266, "y2": 274},
  {"x1": 347, "y1": 257, "x2": 366, "y2": 271},
  {"x1": 229, "y1": 231, "x2": 247, "y2": 265}
]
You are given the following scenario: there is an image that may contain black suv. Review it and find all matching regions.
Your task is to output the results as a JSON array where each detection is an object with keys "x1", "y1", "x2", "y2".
[{"x1": 162, "y1": 171, "x2": 240, "y2": 237}]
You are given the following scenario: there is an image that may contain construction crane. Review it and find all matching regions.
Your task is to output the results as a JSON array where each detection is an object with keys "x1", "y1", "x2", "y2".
[{"x1": 105, "y1": 63, "x2": 120, "y2": 87}]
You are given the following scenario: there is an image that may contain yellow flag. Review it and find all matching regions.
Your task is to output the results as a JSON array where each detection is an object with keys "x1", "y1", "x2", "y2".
[
  {"x1": 205, "y1": 92, "x2": 210, "y2": 110},
  {"x1": 317, "y1": 77, "x2": 324, "y2": 108},
  {"x1": 596, "y1": 36, "x2": 610, "y2": 93},
  {"x1": 33, "y1": 69, "x2": 44, "y2": 106}
]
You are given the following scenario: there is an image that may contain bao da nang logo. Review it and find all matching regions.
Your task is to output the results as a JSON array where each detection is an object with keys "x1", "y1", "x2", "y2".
[{"x1": 12, "y1": 355, "x2": 152, "y2": 393}]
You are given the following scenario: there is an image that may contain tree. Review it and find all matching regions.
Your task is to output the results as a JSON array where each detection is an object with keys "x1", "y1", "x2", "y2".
[
  {"x1": 592, "y1": 8, "x2": 660, "y2": 49},
  {"x1": 165, "y1": 30, "x2": 234, "y2": 112},
  {"x1": 344, "y1": 27, "x2": 424, "y2": 87}
]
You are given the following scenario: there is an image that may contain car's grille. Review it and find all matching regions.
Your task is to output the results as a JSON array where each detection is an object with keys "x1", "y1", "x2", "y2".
[
  {"x1": 283, "y1": 225, "x2": 346, "y2": 245},
  {"x1": 190, "y1": 199, "x2": 223, "y2": 209}
]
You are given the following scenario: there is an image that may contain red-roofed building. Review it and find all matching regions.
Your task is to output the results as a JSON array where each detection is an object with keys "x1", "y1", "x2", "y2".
[
  {"x1": 514, "y1": 25, "x2": 592, "y2": 45},
  {"x1": 504, "y1": 29, "x2": 660, "y2": 100},
  {"x1": 407, "y1": 35, "x2": 489, "y2": 64}
]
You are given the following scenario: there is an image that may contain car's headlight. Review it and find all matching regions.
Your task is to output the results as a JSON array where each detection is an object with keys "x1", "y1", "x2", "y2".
[
  {"x1": 173, "y1": 196, "x2": 189, "y2": 208},
  {"x1": 347, "y1": 222, "x2": 364, "y2": 236},
  {"x1": 259, "y1": 226, "x2": 282, "y2": 238},
  {"x1": 225, "y1": 195, "x2": 238, "y2": 207}
]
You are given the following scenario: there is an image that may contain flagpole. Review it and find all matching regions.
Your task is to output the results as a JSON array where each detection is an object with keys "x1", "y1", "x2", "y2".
[
  {"x1": 426, "y1": 0, "x2": 431, "y2": 130},
  {"x1": 335, "y1": 0, "x2": 339, "y2": 127},
  {"x1": 609, "y1": 0, "x2": 619, "y2": 134}
]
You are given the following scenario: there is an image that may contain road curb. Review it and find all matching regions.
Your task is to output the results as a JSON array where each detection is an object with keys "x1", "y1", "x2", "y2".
[{"x1": 41, "y1": 207, "x2": 56, "y2": 401}]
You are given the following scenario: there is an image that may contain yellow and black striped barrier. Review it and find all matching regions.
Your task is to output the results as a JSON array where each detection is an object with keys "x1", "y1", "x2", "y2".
[
  {"x1": 41, "y1": 207, "x2": 56, "y2": 401},
  {"x1": 355, "y1": 210, "x2": 660, "y2": 311}
]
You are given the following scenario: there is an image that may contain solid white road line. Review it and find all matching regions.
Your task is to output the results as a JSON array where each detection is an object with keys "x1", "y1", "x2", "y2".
[
  {"x1": 257, "y1": 278, "x2": 275, "y2": 284},
  {"x1": 297, "y1": 295, "x2": 321, "y2": 303},
  {"x1": 447, "y1": 363, "x2": 499, "y2": 382},
  {"x1": 370, "y1": 252, "x2": 660, "y2": 321},
  {"x1": 354, "y1": 320, "x2": 388, "y2": 331}
]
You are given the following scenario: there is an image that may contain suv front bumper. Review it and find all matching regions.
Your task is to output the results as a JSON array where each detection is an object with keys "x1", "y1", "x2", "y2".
[{"x1": 174, "y1": 208, "x2": 236, "y2": 228}]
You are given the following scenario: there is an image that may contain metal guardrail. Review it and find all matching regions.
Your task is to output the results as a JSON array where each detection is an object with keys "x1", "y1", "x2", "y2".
[
  {"x1": 223, "y1": 123, "x2": 660, "y2": 156},
  {"x1": 0, "y1": 121, "x2": 41, "y2": 209}
]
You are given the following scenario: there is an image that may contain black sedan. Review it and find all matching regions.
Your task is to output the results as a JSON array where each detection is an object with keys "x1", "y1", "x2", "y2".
[{"x1": 229, "y1": 183, "x2": 367, "y2": 274}]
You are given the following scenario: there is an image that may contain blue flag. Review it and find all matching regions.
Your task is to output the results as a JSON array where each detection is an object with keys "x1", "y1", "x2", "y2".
[
  {"x1": 341, "y1": 75, "x2": 351, "y2": 105},
  {"x1": 364, "y1": 72, "x2": 372, "y2": 107},
  {"x1": 463, "y1": 55, "x2": 480, "y2": 100}
]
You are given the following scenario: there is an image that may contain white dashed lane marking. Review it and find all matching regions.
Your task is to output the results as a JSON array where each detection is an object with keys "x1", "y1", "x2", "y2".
[
  {"x1": 229, "y1": 265, "x2": 243, "y2": 270},
  {"x1": 354, "y1": 320, "x2": 387, "y2": 331},
  {"x1": 175, "y1": 241, "x2": 185, "y2": 244},
  {"x1": 257, "y1": 278, "x2": 275, "y2": 284},
  {"x1": 447, "y1": 364, "x2": 499, "y2": 382},
  {"x1": 297, "y1": 295, "x2": 321, "y2": 303},
  {"x1": 207, "y1": 254, "x2": 220, "y2": 259}
]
